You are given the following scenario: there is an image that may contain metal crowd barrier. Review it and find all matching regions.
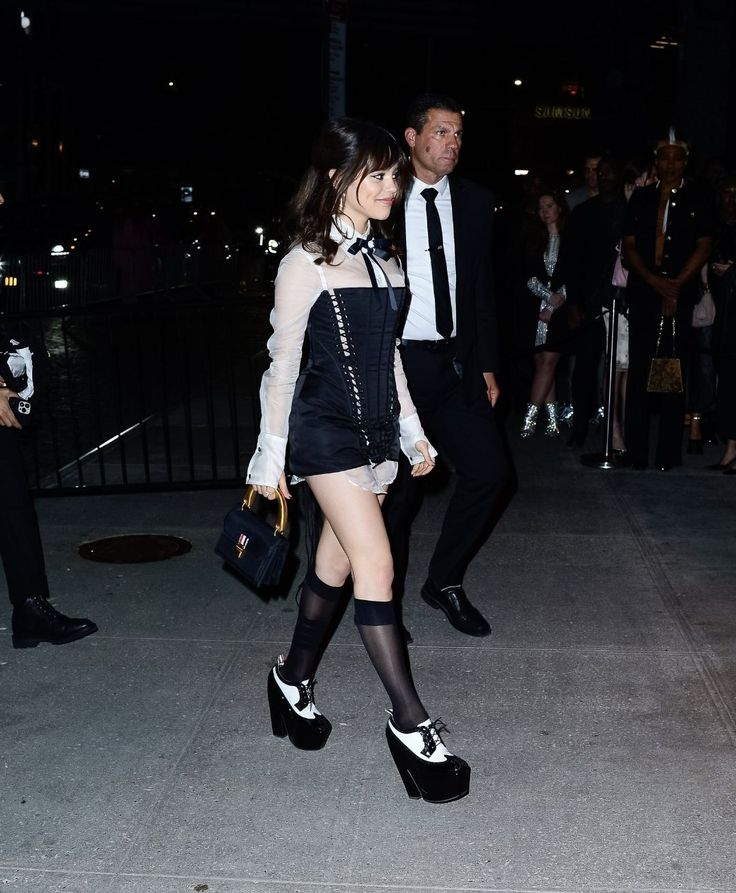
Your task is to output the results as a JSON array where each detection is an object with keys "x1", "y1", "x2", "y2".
[{"x1": 7, "y1": 294, "x2": 272, "y2": 495}]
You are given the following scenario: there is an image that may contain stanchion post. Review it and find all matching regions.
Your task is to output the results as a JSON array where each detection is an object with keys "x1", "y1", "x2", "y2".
[{"x1": 581, "y1": 289, "x2": 621, "y2": 470}]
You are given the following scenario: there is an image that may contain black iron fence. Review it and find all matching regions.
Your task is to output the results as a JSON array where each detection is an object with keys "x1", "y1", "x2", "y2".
[{"x1": 8, "y1": 293, "x2": 272, "y2": 495}]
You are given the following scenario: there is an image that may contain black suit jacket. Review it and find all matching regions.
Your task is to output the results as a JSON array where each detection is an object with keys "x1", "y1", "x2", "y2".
[
  {"x1": 395, "y1": 174, "x2": 499, "y2": 402},
  {"x1": 564, "y1": 195, "x2": 626, "y2": 314}
]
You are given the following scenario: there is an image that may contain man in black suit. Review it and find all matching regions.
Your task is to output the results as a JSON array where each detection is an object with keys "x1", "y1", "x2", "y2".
[
  {"x1": 565, "y1": 156, "x2": 627, "y2": 449},
  {"x1": 383, "y1": 93, "x2": 509, "y2": 638}
]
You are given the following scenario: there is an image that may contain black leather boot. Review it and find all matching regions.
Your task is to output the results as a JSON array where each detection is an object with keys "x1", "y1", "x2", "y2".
[{"x1": 12, "y1": 596, "x2": 98, "y2": 648}]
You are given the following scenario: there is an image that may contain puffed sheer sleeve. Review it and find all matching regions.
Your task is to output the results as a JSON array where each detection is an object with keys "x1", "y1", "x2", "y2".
[
  {"x1": 246, "y1": 248, "x2": 321, "y2": 488},
  {"x1": 394, "y1": 344, "x2": 438, "y2": 464}
]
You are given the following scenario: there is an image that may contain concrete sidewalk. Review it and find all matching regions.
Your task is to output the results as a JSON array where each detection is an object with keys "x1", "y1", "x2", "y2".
[{"x1": 1, "y1": 432, "x2": 735, "y2": 893}]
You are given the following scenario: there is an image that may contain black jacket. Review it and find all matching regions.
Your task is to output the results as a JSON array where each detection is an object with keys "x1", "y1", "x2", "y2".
[
  {"x1": 623, "y1": 181, "x2": 713, "y2": 310},
  {"x1": 396, "y1": 174, "x2": 499, "y2": 402},
  {"x1": 564, "y1": 195, "x2": 626, "y2": 314}
]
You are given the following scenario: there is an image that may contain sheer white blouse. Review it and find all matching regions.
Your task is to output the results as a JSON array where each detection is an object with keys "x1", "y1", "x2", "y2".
[{"x1": 245, "y1": 224, "x2": 436, "y2": 493}]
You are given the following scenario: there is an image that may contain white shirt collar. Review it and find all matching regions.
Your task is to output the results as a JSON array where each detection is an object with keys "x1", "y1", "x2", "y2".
[
  {"x1": 330, "y1": 216, "x2": 370, "y2": 245},
  {"x1": 408, "y1": 175, "x2": 450, "y2": 200}
]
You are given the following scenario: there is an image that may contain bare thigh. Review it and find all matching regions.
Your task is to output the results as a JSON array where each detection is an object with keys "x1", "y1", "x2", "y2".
[{"x1": 306, "y1": 472, "x2": 393, "y2": 601}]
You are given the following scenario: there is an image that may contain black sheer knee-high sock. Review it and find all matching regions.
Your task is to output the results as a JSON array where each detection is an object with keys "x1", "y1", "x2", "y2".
[
  {"x1": 281, "y1": 567, "x2": 345, "y2": 684},
  {"x1": 354, "y1": 598, "x2": 428, "y2": 731}
]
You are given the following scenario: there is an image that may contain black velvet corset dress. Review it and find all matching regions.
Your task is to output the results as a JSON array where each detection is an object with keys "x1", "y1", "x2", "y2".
[{"x1": 288, "y1": 283, "x2": 408, "y2": 478}]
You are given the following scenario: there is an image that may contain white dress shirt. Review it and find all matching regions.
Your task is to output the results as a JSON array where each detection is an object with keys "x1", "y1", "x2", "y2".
[{"x1": 403, "y1": 175, "x2": 457, "y2": 340}]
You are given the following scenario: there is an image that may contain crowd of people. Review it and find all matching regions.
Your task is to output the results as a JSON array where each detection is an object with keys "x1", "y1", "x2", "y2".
[{"x1": 500, "y1": 140, "x2": 735, "y2": 473}]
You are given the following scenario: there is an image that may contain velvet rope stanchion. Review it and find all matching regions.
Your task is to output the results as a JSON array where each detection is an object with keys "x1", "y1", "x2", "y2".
[{"x1": 581, "y1": 288, "x2": 625, "y2": 470}]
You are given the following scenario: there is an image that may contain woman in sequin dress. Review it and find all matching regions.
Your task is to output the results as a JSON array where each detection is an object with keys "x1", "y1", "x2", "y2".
[
  {"x1": 520, "y1": 190, "x2": 569, "y2": 437},
  {"x1": 245, "y1": 118, "x2": 471, "y2": 803}
]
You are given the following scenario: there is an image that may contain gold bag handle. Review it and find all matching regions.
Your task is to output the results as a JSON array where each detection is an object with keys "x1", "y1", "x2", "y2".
[{"x1": 242, "y1": 484, "x2": 288, "y2": 535}]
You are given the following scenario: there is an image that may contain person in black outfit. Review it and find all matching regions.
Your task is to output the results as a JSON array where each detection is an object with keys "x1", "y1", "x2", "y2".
[
  {"x1": 565, "y1": 156, "x2": 627, "y2": 449},
  {"x1": 518, "y1": 189, "x2": 569, "y2": 438},
  {"x1": 504, "y1": 172, "x2": 550, "y2": 411},
  {"x1": 622, "y1": 136, "x2": 713, "y2": 470},
  {"x1": 382, "y1": 94, "x2": 509, "y2": 639},
  {"x1": 0, "y1": 372, "x2": 97, "y2": 648},
  {"x1": 246, "y1": 118, "x2": 471, "y2": 803}
]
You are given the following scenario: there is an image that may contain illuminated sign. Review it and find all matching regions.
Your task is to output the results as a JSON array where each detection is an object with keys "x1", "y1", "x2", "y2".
[{"x1": 534, "y1": 106, "x2": 591, "y2": 120}]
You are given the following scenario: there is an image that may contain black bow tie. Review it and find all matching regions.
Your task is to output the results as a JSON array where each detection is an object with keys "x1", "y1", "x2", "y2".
[{"x1": 347, "y1": 237, "x2": 394, "y2": 261}]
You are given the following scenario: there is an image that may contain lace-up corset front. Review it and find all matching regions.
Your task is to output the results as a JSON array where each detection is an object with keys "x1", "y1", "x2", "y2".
[{"x1": 289, "y1": 281, "x2": 407, "y2": 475}]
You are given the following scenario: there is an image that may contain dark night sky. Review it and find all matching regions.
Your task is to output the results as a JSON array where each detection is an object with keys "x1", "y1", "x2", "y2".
[{"x1": 2, "y1": 0, "x2": 727, "y2": 221}]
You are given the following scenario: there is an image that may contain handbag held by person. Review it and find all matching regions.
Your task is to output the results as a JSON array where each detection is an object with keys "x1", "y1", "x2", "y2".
[
  {"x1": 611, "y1": 242, "x2": 629, "y2": 289},
  {"x1": 215, "y1": 485, "x2": 289, "y2": 588},
  {"x1": 691, "y1": 288, "x2": 716, "y2": 328},
  {"x1": 646, "y1": 316, "x2": 683, "y2": 394}
]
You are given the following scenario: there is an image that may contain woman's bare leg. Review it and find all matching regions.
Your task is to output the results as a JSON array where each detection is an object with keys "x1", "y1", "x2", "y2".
[
  {"x1": 281, "y1": 504, "x2": 372, "y2": 683},
  {"x1": 307, "y1": 474, "x2": 392, "y2": 599},
  {"x1": 306, "y1": 472, "x2": 428, "y2": 730}
]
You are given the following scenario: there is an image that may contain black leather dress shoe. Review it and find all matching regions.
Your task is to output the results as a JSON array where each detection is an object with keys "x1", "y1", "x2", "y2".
[
  {"x1": 420, "y1": 581, "x2": 491, "y2": 637},
  {"x1": 11, "y1": 596, "x2": 98, "y2": 649}
]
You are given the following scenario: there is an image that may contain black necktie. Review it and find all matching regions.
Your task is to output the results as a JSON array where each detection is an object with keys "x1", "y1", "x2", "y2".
[{"x1": 421, "y1": 187, "x2": 453, "y2": 339}]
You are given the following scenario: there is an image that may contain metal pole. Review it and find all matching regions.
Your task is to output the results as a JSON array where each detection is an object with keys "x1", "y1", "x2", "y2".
[{"x1": 581, "y1": 289, "x2": 621, "y2": 470}]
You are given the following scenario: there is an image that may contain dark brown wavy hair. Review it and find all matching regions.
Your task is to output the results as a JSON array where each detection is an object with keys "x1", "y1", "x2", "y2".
[{"x1": 287, "y1": 118, "x2": 411, "y2": 264}]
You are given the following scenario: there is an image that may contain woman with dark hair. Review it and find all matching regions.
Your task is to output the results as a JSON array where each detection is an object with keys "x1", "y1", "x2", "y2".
[
  {"x1": 245, "y1": 118, "x2": 470, "y2": 803},
  {"x1": 520, "y1": 190, "x2": 569, "y2": 437}
]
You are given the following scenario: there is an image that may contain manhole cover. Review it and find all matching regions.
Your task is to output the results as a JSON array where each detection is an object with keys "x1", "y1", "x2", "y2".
[{"x1": 78, "y1": 534, "x2": 192, "y2": 564}]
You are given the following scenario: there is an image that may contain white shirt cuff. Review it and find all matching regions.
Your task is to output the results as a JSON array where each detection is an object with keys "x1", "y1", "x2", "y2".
[
  {"x1": 246, "y1": 432, "x2": 288, "y2": 488},
  {"x1": 399, "y1": 413, "x2": 438, "y2": 465}
]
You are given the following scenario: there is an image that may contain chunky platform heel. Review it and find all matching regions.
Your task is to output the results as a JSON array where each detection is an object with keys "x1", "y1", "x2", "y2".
[
  {"x1": 267, "y1": 660, "x2": 331, "y2": 751},
  {"x1": 385, "y1": 716, "x2": 470, "y2": 803}
]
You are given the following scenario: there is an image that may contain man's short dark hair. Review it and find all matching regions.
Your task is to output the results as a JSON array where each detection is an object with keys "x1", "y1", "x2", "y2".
[{"x1": 406, "y1": 93, "x2": 463, "y2": 132}]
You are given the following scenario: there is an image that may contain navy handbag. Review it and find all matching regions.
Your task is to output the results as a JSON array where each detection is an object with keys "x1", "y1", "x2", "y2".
[{"x1": 215, "y1": 485, "x2": 289, "y2": 588}]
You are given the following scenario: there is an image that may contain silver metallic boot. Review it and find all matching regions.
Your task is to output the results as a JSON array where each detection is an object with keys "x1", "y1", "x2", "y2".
[
  {"x1": 544, "y1": 403, "x2": 560, "y2": 436},
  {"x1": 520, "y1": 403, "x2": 539, "y2": 438}
]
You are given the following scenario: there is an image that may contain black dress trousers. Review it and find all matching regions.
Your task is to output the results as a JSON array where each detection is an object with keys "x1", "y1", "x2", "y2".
[
  {"x1": 0, "y1": 427, "x2": 50, "y2": 606},
  {"x1": 383, "y1": 341, "x2": 508, "y2": 595},
  {"x1": 570, "y1": 316, "x2": 606, "y2": 444}
]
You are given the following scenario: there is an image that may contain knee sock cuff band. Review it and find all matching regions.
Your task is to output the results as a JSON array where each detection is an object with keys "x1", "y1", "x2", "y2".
[
  {"x1": 353, "y1": 598, "x2": 396, "y2": 626},
  {"x1": 305, "y1": 567, "x2": 343, "y2": 602}
]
